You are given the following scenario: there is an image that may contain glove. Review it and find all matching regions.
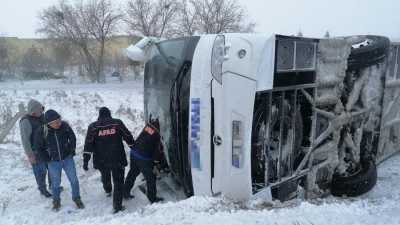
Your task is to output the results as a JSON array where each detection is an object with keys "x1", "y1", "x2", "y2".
[
  {"x1": 83, "y1": 162, "x2": 88, "y2": 171},
  {"x1": 83, "y1": 153, "x2": 91, "y2": 171}
]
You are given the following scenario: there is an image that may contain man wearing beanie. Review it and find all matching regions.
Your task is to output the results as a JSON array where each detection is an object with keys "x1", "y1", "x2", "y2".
[
  {"x1": 34, "y1": 109, "x2": 84, "y2": 211},
  {"x1": 83, "y1": 107, "x2": 134, "y2": 213},
  {"x1": 19, "y1": 99, "x2": 52, "y2": 197}
]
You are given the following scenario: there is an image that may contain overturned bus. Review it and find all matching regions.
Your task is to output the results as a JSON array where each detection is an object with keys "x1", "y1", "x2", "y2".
[{"x1": 126, "y1": 33, "x2": 399, "y2": 202}]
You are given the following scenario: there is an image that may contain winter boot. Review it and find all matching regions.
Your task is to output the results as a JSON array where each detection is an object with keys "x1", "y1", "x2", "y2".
[
  {"x1": 150, "y1": 196, "x2": 164, "y2": 204},
  {"x1": 40, "y1": 189, "x2": 52, "y2": 198},
  {"x1": 113, "y1": 205, "x2": 126, "y2": 214},
  {"x1": 123, "y1": 192, "x2": 135, "y2": 200},
  {"x1": 52, "y1": 200, "x2": 61, "y2": 211},
  {"x1": 105, "y1": 191, "x2": 112, "y2": 197},
  {"x1": 73, "y1": 198, "x2": 85, "y2": 209}
]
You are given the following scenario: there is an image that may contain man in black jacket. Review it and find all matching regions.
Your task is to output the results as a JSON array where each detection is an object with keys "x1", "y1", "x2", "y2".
[
  {"x1": 83, "y1": 107, "x2": 134, "y2": 213},
  {"x1": 34, "y1": 109, "x2": 84, "y2": 211},
  {"x1": 124, "y1": 118, "x2": 164, "y2": 204}
]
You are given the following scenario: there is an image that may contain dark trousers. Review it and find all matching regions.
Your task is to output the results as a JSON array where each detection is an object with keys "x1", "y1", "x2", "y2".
[
  {"x1": 99, "y1": 167, "x2": 125, "y2": 209},
  {"x1": 124, "y1": 157, "x2": 156, "y2": 202},
  {"x1": 32, "y1": 162, "x2": 48, "y2": 192}
]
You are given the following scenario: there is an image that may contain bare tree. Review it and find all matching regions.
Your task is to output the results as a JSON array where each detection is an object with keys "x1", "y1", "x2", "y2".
[
  {"x1": 38, "y1": 1, "x2": 93, "y2": 79},
  {"x1": 189, "y1": 0, "x2": 255, "y2": 34},
  {"x1": 125, "y1": 0, "x2": 255, "y2": 38},
  {"x1": 82, "y1": 0, "x2": 122, "y2": 82},
  {"x1": 37, "y1": 0, "x2": 122, "y2": 82},
  {"x1": 174, "y1": 0, "x2": 198, "y2": 36},
  {"x1": 125, "y1": 0, "x2": 179, "y2": 38}
]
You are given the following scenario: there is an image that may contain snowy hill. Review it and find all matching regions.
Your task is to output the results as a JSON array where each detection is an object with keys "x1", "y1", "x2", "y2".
[{"x1": 0, "y1": 79, "x2": 400, "y2": 225}]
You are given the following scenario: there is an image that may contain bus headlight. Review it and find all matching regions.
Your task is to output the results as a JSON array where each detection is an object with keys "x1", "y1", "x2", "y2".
[{"x1": 211, "y1": 35, "x2": 226, "y2": 84}]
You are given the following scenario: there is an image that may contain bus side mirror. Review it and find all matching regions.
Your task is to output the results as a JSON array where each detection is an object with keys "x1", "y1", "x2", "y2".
[{"x1": 124, "y1": 37, "x2": 159, "y2": 62}]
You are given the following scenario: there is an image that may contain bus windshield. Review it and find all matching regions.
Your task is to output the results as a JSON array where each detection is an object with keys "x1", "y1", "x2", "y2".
[{"x1": 144, "y1": 36, "x2": 199, "y2": 195}]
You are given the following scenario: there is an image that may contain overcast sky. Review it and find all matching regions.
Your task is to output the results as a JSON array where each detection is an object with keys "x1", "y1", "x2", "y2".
[{"x1": 0, "y1": 0, "x2": 399, "y2": 39}]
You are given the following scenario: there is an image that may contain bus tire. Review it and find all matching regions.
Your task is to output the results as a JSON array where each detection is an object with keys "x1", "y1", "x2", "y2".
[
  {"x1": 346, "y1": 35, "x2": 390, "y2": 70},
  {"x1": 331, "y1": 160, "x2": 377, "y2": 197}
]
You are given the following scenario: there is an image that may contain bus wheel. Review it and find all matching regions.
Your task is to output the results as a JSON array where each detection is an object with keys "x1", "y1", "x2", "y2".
[{"x1": 331, "y1": 159, "x2": 377, "y2": 197}]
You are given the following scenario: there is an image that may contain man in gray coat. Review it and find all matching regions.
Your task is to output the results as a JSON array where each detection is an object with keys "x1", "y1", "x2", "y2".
[{"x1": 19, "y1": 99, "x2": 51, "y2": 197}]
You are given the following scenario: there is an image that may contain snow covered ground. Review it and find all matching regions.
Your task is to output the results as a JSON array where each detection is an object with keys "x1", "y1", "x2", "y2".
[{"x1": 0, "y1": 79, "x2": 400, "y2": 225}]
